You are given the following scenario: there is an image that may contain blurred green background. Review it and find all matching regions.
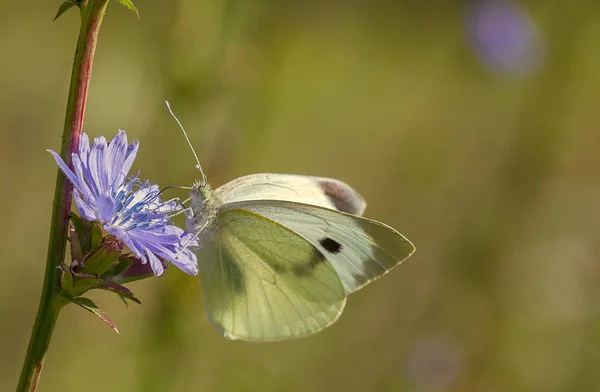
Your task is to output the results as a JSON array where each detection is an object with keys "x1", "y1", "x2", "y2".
[{"x1": 3, "y1": 0, "x2": 600, "y2": 391}]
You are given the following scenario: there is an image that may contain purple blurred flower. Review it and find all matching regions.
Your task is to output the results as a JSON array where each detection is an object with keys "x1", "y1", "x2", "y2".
[
  {"x1": 466, "y1": 0, "x2": 544, "y2": 74},
  {"x1": 48, "y1": 130, "x2": 198, "y2": 276},
  {"x1": 405, "y1": 335, "x2": 464, "y2": 390}
]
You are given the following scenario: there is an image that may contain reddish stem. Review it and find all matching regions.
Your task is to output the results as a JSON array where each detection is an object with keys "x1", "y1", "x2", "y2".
[{"x1": 16, "y1": 2, "x2": 110, "y2": 391}]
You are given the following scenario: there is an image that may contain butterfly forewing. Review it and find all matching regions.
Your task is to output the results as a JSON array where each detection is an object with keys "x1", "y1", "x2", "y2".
[
  {"x1": 215, "y1": 173, "x2": 366, "y2": 215},
  {"x1": 224, "y1": 200, "x2": 415, "y2": 295},
  {"x1": 198, "y1": 208, "x2": 346, "y2": 341}
]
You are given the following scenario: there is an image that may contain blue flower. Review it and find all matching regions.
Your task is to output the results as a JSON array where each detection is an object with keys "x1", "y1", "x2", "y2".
[
  {"x1": 465, "y1": 0, "x2": 544, "y2": 75},
  {"x1": 48, "y1": 130, "x2": 198, "y2": 276}
]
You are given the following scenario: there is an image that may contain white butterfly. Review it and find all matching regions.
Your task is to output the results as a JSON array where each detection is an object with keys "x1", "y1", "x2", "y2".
[{"x1": 166, "y1": 103, "x2": 415, "y2": 342}]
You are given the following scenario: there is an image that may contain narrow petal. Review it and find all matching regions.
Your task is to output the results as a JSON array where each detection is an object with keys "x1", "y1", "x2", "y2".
[
  {"x1": 89, "y1": 136, "x2": 109, "y2": 193},
  {"x1": 121, "y1": 139, "x2": 139, "y2": 179},
  {"x1": 168, "y1": 248, "x2": 198, "y2": 275},
  {"x1": 72, "y1": 155, "x2": 94, "y2": 201},
  {"x1": 97, "y1": 194, "x2": 116, "y2": 222},
  {"x1": 106, "y1": 130, "x2": 128, "y2": 188},
  {"x1": 131, "y1": 228, "x2": 181, "y2": 244},
  {"x1": 47, "y1": 150, "x2": 86, "y2": 194},
  {"x1": 78, "y1": 133, "x2": 90, "y2": 163},
  {"x1": 146, "y1": 249, "x2": 165, "y2": 276},
  {"x1": 136, "y1": 229, "x2": 199, "y2": 275},
  {"x1": 149, "y1": 242, "x2": 198, "y2": 275},
  {"x1": 105, "y1": 226, "x2": 146, "y2": 260},
  {"x1": 77, "y1": 150, "x2": 96, "y2": 197},
  {"x1": 73, "y1": 191, "x2": 97, "y2": 221}
]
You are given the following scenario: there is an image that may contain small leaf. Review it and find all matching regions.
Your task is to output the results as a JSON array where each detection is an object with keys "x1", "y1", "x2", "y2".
[
  {"x1": 69, "y1": 277, "x2": 101, "y2": 297},
  {"x1": 108, "y1": 256, "x2": 162, "y2": 284},
  {"x1": 71, "y1": 270, "x2": 96, "y2": 279},
  {"x1": 69, "y1": 297, "x2": 119, "y2": 334},
  {"x1": 117, "y1": 295, "x2": 129, "y2": 307},
  {"x1": 69, "y1": 225, "x2": 83, "y2": 262},
  {"x1": 81, "y1": 241, "x2": 121, "y2": 276},
  {"x1": 70, "y1": 214, "x2": 92, "y2": 255},
  {"x1": 117, "y1": 0, "x2": 140, "y2": 18},
  {"x1": 96, "y1": 282, "x2": 142, "y2": 305},
  {"x1": 53, "y1": 0, "x2": 79, "y2": 21},
  {"x1": 90, "y1": 223, "x2": 103, "y2": 250},
  {"x1": 60, "y1": 264, "x2": 74, "y2": 292},
  {"x1": 103, "y1": 257, "x2": 133, "y2": 279}
]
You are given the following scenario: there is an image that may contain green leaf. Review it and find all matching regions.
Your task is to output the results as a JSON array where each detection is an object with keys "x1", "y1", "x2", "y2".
[
  {"x1": 69, "y1": 297, "x2": 119, "y2": 334},
  {"x1": 81, "y1": 241, "x2": 121, "y2": 276},
  {"x1": 96, "y1": 282, "x2": 142, "y2": 305},
  {"x1": 117, "y1": 295, "x2": 129, "y2": 307},
  {"x1": 60, "y1": 264, "x2": 101, "y2": 297},
  {"x1": 53, "y1": 0, "x2": 79, "y2": 21},
  {"x1": 117, "y1": 0, "x2": 139, "y2": 18},
  {"x1": 103, "y1": 257, "x2": 133, "y2": 279},
  {"x1": 90, "y1": 223, "x2": 103, "y2": 250},
  {"x1": 60, "y1": 264, "x2": 74, "y2": 291},
  {"x1": 70, "y1": 214, "x2": 92, "y2": 256},
  {"x1": 106, "y1": 256, "x2": 156, "y2": 284},
  {"x1": 69, "y1": 277, "x2": 101, "y2": 297}
]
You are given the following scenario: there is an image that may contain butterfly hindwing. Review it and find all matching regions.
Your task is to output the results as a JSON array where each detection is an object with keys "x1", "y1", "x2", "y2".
[
  {"x1": 215, "y1": 173, "x2": 366, "y2": 215},
  {"x1": 198, "y1": 208, "x2": 347, "y2": 341},
  {"x1": 224, "y1": 200, "x2": 415, "y2": 295}
]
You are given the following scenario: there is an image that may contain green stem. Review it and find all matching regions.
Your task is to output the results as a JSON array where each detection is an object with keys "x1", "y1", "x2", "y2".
[{"x1": 17, "y1": 1, "x2": 110, "y2": 391}]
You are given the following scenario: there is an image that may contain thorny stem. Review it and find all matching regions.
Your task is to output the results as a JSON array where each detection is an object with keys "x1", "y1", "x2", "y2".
[{"x1": 17, "y1": 1, "x2": 110, "y2": 391}]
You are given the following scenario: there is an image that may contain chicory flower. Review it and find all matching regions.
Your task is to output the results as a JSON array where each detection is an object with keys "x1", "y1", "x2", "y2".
[{"x1": 48, "y1": 130, "x2": 198, "y2": 276}]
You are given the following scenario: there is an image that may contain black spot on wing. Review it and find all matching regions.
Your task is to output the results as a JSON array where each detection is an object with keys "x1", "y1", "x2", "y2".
[
  {"x1": 292, "y1": 248, "x2": 327, "y2": 277},
  {"x1": 318, "y1": 179, "x2": 363, "y2": 215},
  {"x1": 319, "y1": 237, "x2": 343, "y2": 254}
]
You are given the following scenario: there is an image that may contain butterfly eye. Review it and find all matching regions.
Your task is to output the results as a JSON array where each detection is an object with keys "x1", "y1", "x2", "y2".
[{"x1": 200, "y1": 188, "x2": 211, "y2": 200}]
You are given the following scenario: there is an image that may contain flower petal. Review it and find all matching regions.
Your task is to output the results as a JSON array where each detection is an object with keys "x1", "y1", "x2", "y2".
[
  {"x1": 47, "y1": 150, "x2": 86, "y2": 193},
  {"x1": 89, "y1": 136, "x2": 109, "y2": 193},
  {"x1": 133, "y1": 227, "x2": 199, "y2": 275},
  {"x1": 73, "y1": 191, "x2": 97, "y2": 221},
  {"x1": 168, "y1": 248, "x2": 198, "y2": 275},
  {"x1": 148, "y1": 242, "x2": 197, "y2": 275},
  {"x1": 72, "y1": 155, "x2": 94, "y2": 201},
  {"x1": 97, "y1": 193, "x2": 116, "y2": 222},
  {"x1": 105, "y1": 226, "x2": 145, "y2": 260},
  {"x1": 78, "y1": 133, "x2": 90, "y2": 163},
  {"x1": 106, "y1": 130, "x2": 128, "y2": 188},
  {"x1": 121, "y1": 138, "x2": 139, "y2": 179},
  {"x1": 146, "y1": 249, "x2": 165, "y2": 276}
]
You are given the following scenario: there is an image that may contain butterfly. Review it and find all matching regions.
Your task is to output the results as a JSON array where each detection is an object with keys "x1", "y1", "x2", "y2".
[{"x1": 166, "y1": 102, "x2": 415, "y2": 342}]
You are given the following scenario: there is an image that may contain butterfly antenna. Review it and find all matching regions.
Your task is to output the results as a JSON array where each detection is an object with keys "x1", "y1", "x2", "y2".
[{"x1": 164, "y1": 101, "x2": 208, "y2": 185}]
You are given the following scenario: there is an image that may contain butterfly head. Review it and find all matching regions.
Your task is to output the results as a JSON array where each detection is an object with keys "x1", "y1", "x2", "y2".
[
  {"x1": 191, "y1": 178, "x2": 211, "y2": 203},
  {"x1": 189, "y1": 177, "x2": 219, "y2": 234}
]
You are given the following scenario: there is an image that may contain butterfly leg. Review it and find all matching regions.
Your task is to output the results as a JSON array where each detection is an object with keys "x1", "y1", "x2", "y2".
[
  {"x1": 157, "y1": 196, "x2": 193, "y2": 218},
  {"x1": 176, "y1": 220, "x2": 210, "y2": 259}
]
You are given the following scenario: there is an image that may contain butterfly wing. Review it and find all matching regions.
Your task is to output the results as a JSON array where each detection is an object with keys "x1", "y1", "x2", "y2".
[
  {"x1": 224, "y1": 200, "x2": 415, "y2": 295},
  {"x1": 214, "y1": 173, "x2": 366, "y2": 215},
  {"x1": 198, "y1": 208, "x2": 347, "y2": 341}
]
